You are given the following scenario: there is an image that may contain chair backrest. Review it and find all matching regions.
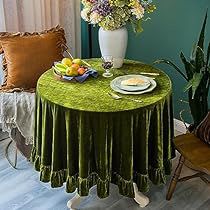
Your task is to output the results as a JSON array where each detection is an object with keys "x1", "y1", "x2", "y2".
[
  {"x1": 195, "y1": 112, "x2": 210, "y2": 145},
  {"x1": 0, "y1": 54, "x2": 4, "y2": 85}
]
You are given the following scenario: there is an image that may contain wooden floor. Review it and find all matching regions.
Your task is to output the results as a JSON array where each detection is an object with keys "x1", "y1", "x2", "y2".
[{"x1": 0, "y1": 131, "x2": 210, "y2": 210}]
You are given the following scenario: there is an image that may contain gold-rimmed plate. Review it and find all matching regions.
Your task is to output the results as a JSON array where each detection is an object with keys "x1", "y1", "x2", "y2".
[{"x1": 110, "y1": 75, "x2": 157, "y2": 95}]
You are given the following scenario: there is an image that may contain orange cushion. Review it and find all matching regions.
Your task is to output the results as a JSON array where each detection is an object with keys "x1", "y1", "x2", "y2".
[{"x1": 0, "y1": 26, "x2": 66, "y2": 92}]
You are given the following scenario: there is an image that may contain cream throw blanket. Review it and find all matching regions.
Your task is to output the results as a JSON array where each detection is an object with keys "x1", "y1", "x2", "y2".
[{"x1": 0, "y1": 92, "x2": 35, "y2": 145}]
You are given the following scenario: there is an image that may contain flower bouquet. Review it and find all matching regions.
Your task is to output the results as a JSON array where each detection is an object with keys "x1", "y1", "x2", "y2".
[{"x1": 81, "y1": 0, "x2": 156, "y2": 33}]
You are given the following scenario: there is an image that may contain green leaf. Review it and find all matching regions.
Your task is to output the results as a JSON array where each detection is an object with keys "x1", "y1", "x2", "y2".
[
  {"x1": 206, "y1": 42, "x2": 210, "y2": 67},
  {"x1": 115, "y1": 0, "x2": 126, "y2": 7},
  {"x1": 200, "y1": 66, "x2": 206, "y2": 73},
  {"x1": 180, "y1": 52, "x2": 194, "y2": 80},
  {"x1": 190, "y1": 59, "x2": 196, "y2": 67},
  {"x1": 183, "y1": 79, "x2": 193, "y2": 92},
  {"x1": 184, "y1": 72, "x2": 203, "y2": 99},
  {"x1": 195, "y1": 46, "x2": 205, "y2": 72},
  {"x1": 131, "y1": 19, "x2": 143, "y2": 34},
  {"x1": 190, "y1": 43, "x2": 197, "y2": 61},
  {"x1": 153, "y1": 59, "x2": 188, "y2": 81},
  {"x1": 197, "y1": 11, "x2": 208, "y2": 50}
]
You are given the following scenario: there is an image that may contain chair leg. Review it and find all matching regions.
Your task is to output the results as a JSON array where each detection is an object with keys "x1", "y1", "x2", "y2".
[
  {"x1": 166, "y1": 155, "x2": 185, "y2": 200},
  {"x1": 5, "y1": 140, "x2": 18, "y2": 169},
  {"x1": 0, "y1": 137, "x2": 10, "y2": 142},
  {"x1": 0, "y1": 134, "x2": 18, "y2": 169}
]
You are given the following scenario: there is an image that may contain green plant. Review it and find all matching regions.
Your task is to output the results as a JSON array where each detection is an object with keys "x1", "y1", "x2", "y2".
[{"x1": 154, "y1": 11, "x2": 210, "y2": 127}]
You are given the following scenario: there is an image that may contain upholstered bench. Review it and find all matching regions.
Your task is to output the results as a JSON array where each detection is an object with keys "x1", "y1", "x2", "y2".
[{"x1": 0, "y1": 55, "x2": 33, "y2": 161}]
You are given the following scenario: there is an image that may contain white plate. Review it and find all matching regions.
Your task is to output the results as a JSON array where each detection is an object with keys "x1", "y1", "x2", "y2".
[
  {"x1": 113, "y1": 75, "x2": 151, "y2": 92},
  {"x1": 110, "y1": 77, "x2": 157, "y2": 95}
]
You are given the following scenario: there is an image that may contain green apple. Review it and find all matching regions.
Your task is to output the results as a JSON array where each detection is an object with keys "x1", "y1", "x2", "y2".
[{"x1": 73, "y1": 58, "x2": 83, "y2": 66}]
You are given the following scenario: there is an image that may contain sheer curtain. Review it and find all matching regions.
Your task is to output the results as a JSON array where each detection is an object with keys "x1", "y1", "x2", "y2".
[{"x1": 0, "y1": 0, "x2": 81, "y2": 57}]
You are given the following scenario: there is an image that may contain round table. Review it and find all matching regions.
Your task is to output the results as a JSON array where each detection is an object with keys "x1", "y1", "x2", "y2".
[{"x1": 31, "y1": 59, "x2": 175, "y2": 204}]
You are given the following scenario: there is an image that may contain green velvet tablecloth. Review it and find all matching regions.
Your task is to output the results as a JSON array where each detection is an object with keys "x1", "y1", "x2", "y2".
[{"x1": 31, "y1": 59, "x2": 175, "y2": 198}]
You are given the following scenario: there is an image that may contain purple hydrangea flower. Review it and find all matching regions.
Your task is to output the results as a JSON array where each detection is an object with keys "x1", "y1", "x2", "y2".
[{"x1": 92, "y1": 0, "x2": 112, "y2": 17}]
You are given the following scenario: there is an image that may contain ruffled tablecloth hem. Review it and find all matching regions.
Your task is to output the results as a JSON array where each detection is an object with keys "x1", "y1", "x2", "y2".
[{"x1": 31, "y1": 146, "x2": 172, "y2": 199}]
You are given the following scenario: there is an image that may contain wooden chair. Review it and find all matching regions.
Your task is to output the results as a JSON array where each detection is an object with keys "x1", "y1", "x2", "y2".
[
  {"x1": 0, "y1": 129, "x2": 18, "y2": 168},
  {"x1": 166, "y1": 112, "x2": 210, "y2": 200}
]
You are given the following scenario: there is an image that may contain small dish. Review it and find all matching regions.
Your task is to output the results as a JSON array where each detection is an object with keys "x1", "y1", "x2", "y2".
[
  {"x1": 113, "y1": 75, "x2": 151, "y2": 92},
  {"x1": 110, "y1": 76, "x2": 157, "y2": 95}
]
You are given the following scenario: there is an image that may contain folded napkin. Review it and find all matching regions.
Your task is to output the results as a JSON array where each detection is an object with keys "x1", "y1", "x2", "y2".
[{"x1": 62, "y1": 68, "x2": 98, "y2": 83}]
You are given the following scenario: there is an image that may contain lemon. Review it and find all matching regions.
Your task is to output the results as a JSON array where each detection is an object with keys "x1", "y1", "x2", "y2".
[
  {"x1": 62, "y1": 58, "x2": 72, "y2": 67},
  {"x1": 66, "y1": 67, "x2": 79, "y2": 77}
]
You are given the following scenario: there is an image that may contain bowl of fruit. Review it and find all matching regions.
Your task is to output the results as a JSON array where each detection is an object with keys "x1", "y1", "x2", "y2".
[{"x1": 53, "y1": 57, "x2": 98, "y2": 82}]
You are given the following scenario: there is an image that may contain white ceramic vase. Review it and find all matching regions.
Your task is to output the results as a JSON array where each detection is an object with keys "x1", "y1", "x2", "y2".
[{"x1": 98, "y1": 27, "x2": 128, "y2": 68}]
